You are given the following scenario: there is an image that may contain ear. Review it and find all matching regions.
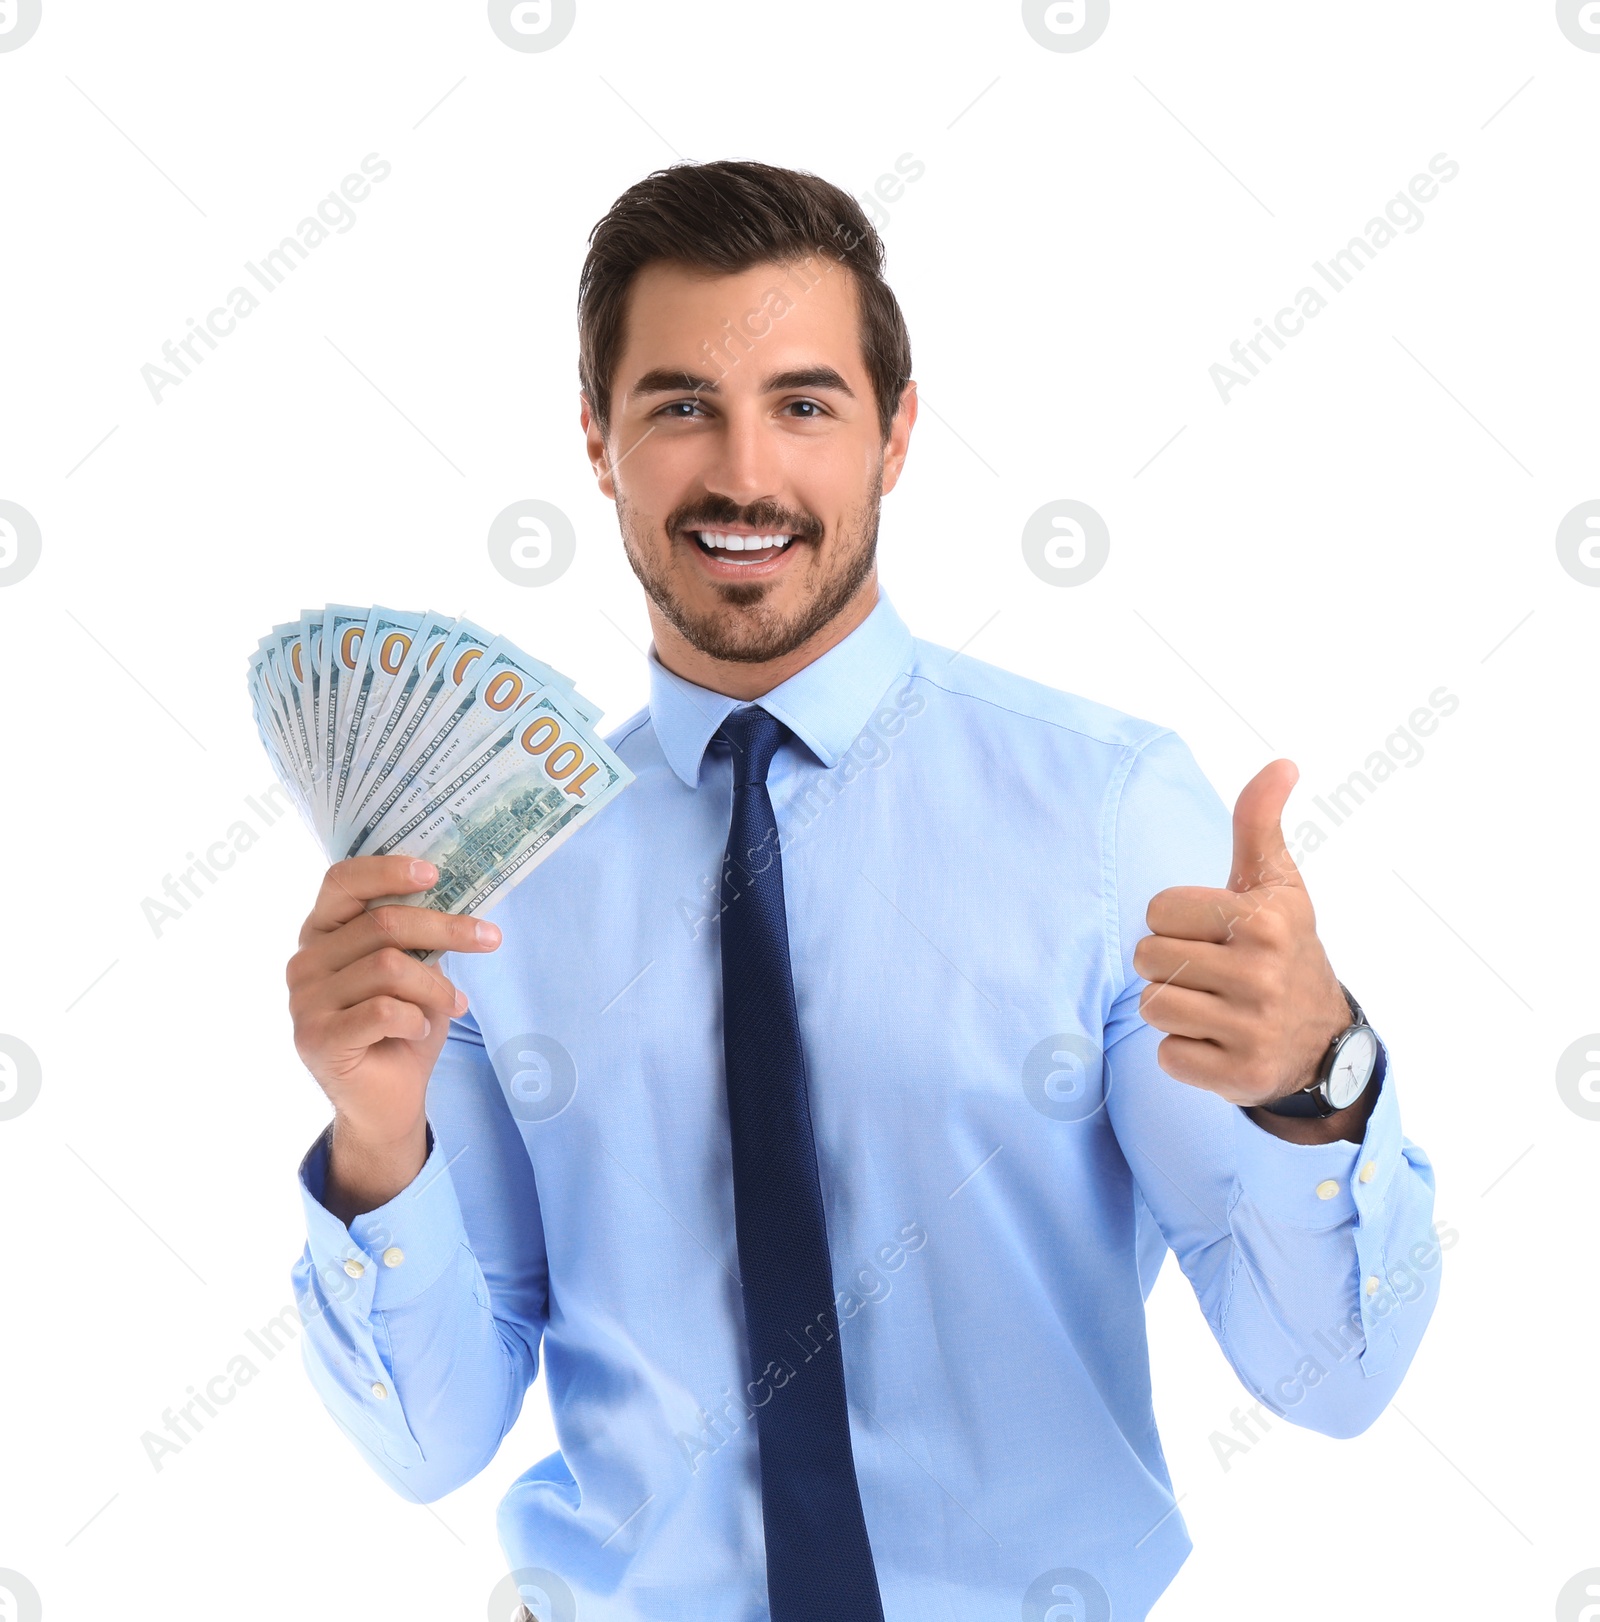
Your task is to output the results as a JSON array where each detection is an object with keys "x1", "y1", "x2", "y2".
[
  {"x1": 580, "y1": 393, "x2": 617, "y2": 500},
  {"x1": 880, "y1": 379, "x2": 918, "y2": 496}
]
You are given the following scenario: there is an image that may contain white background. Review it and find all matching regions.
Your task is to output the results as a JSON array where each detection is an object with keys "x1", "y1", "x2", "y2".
[{"x1": 0, "y1": 2, "x2": 1595, "y2": 1618}]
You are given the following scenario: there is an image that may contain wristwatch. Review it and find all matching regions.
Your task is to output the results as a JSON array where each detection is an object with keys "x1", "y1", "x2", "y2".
[{"x1": 1260, "y1": 984, "x2": 1382, "y2": 1118}]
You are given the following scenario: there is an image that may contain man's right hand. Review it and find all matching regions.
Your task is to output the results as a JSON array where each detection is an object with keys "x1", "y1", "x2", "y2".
[{"x1": 286, "y1": 855, "x2": 503, "y2": 1223}]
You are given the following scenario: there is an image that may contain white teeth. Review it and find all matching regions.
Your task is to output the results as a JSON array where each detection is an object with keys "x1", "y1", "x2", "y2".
[{"x1": 696, "y1": 531, "x2": 792, "y2": 553}]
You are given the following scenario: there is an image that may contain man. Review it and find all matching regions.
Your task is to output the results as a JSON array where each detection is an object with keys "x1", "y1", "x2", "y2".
[{"x1": 286, "y1": 161, "x2": 1439, "y2": 1621}]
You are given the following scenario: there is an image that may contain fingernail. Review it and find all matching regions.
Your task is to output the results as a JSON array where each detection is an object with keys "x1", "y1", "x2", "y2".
[
  {"x1": 420, "y1": 1017, "x2": 432, "y2": 1036},
  {"x1": 475, "y1": 920, "x2": 501, "y2": 945},
  {"x1": 409, "y1": 860, "x2": 437, "y2": 884}
]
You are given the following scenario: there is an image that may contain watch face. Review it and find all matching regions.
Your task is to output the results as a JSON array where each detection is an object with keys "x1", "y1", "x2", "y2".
[{"x1": 1326, "y1": 1026, "x2": 1378, "y2": 1109}]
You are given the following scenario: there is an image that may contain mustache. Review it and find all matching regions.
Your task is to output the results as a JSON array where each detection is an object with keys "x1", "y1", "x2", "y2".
[{"x1": 667, "y1": 497, "x2": 824, "y2": 543}]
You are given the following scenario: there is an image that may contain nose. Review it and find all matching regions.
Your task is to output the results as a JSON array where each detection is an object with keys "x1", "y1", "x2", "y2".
[{"x1": 700, "y1": 397, "x2": 785, "y2": 510}]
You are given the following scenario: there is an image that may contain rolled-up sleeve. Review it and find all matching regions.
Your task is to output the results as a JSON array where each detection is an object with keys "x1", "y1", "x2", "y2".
[
  {"x1": 1103, "y1": 729, "x2": 1442, "y2": 1438},
  {"x1": 291, "y1": 1004, "x2": 550, "y2": 1501}
]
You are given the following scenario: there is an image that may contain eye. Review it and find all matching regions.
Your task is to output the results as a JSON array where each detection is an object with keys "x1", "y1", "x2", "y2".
[
  {"x1": 784, "y1": 399, "x2": 826, "y2": 419},
  {"x1": 656, "y1": 399, "x2": 708, "y2": 420}
]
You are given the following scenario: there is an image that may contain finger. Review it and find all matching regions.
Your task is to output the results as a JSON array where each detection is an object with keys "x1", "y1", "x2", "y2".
[
  {"x1": 322, "y1": 947, "x2": 466, "y2": 1021},
  {"x1": 305, "y1": 856, "x2": 439, "y2": 939},
  {"x1": 1137, "y1": 981, "x2": 1236, "y2": 1041},
  {"x1": 312, "y1": 904, "x2": 501, "y2": 976},
  {"x1": 319, "y1": 994, "x2": 436, "y2": 1052},
  {"x1": 1152, "y1": 1034, "x2": 1239, "y2": 1098},
  {"x1": 1146, "y1": 885, "x2": 1255, "y2": 944},
  {"x1": 1130, "y1": 933, "x2": 1236, "y2": 994},
  {"x1": 1230, "y1": 758, "x2": 1302, "y2": 893}
]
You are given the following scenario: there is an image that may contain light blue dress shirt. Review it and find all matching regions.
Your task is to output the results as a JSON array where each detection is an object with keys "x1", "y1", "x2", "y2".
[{"x1": 293, "y1": 590, "x2": 1440, "y2": 1621}]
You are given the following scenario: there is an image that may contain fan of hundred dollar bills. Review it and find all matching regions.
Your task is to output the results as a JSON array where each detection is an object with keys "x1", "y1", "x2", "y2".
[{"x1": 247, "y1": 606, "x2": 633, "y2": 962}]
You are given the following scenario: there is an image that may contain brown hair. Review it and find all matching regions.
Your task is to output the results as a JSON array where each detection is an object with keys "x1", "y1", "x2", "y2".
[{"x1": 578, "y1": 160, "x2": 912, "y2": 443}]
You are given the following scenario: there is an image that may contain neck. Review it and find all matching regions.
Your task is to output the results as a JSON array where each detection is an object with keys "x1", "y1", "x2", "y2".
[{"x1": 646, "y1": 572, "x2": 880, "y2": 700}]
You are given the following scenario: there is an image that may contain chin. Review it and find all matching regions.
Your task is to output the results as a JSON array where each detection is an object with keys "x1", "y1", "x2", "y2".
[{"x1": 669, "y1": 593, "x2": 815, "y2": 665}]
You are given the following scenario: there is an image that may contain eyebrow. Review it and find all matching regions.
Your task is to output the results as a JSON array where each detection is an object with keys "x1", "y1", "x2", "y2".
[{"x1": 629, "y1": 365, "x2": 856, "y2": 399}]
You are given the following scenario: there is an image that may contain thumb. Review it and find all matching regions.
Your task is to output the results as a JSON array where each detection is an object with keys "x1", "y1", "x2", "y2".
[{"x1": 1229, "y1": 758, "x2": 1302, "y2": 892}]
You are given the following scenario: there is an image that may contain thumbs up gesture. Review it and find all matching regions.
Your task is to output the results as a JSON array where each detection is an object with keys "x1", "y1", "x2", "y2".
[{"x1": 1132, "y1": 760, "x2": 1354, "y2": 1115}]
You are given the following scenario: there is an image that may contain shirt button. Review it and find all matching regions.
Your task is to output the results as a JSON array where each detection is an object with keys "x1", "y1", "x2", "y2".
[
  {"x1": 383, "y1": 1247, "x2": 405, "y2": 1268},
  {"x1": 343, "y1": 1258, "x2": 366, "y2": 1279},
  {"x1": 371, "y1": 1382, "x2": 388, "y2": 1400},
  {"x1": 1365, "y1": 1275, "x2": 1380, "y2": 1295},
  {"x1": 1359, "y1": 1160, "x2": 1377, "y2": 1183},
  {"x1": 1315, "y1": 1178, "x2": 1340, "y2": 1200}
]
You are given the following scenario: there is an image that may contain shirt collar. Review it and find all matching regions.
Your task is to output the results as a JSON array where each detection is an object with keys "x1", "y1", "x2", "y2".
[{"x1": 647, "y1": 588, "x2": 915, "y2": 789}]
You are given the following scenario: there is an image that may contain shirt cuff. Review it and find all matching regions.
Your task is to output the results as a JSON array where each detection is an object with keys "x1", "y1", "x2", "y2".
[
  {"x1": 1230, "y1": 1040, "x2": 1399, "y2": 1230},
  {"x1": 1231, "y1": 1041, "x2": 1411, "y2": 1376},
  {"x1": 297, "y1": 1121, "x2": 470, "y2": 1313}
]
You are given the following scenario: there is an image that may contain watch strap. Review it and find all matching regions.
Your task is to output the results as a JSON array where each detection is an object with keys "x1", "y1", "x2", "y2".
[{"x1": 1260, "y1": 984, "x2": 1371, "y2": 1118}]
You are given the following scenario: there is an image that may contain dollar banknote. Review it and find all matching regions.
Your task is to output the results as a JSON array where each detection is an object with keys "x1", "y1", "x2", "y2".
[{"x1": 248, "y1": 605, "x2": 631, "y2": 955}]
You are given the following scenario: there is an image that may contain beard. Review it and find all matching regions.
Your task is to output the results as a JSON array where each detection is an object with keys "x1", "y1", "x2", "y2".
[{"x1": 616, "y1": 471, "x2": 882, "y2": 665}]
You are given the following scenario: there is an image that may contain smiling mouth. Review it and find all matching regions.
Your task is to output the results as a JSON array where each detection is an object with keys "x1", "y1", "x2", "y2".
[{"x1": 686, "y1": 529, "x2": 799, "y2": 566}]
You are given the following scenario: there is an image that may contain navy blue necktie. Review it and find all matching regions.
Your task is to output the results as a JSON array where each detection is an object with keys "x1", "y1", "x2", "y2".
[{"x1": 716, "y1": 706, "x2": 884, "y2": 1622}]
